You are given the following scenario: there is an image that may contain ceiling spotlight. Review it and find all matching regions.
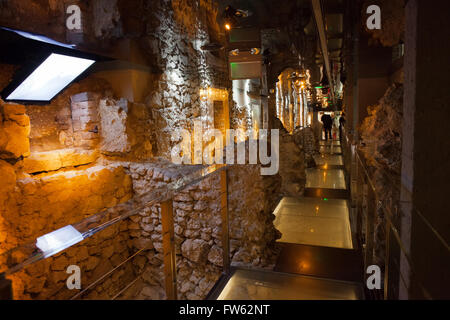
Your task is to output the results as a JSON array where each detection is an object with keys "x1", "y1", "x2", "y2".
[
  {"x1": 225, "y1": 23, "x2": 231, "y2": 31},
  {"x1": 250, "y1": 48, "x2": 261, "y2": 55},
  {"x1": 225, "y1": 6, "x2": 251, "y2": 19}
]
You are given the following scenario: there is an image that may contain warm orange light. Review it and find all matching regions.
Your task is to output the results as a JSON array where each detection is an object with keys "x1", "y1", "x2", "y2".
[{"x1": 225, "y1": 24, "x2": 231, "y2": 30}]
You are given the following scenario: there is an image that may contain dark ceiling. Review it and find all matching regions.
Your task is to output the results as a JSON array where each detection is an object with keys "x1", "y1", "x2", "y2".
[{"x1": 216, "y1": 0, "x2": 346, "y2": 85}]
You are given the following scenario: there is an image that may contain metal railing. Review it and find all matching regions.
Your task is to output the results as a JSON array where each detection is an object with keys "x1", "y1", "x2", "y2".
[
  {"x1": 0, "y1": 163, "x2": 231, "y2": 300},
  {"x1": 341, "y1": 130, "x2": 449, "y2": 300}
]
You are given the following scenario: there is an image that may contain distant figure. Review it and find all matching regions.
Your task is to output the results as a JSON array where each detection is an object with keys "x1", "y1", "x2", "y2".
[
  {"x1": 339, "y1": 113, "x2": 346, "y2": 141},
  {"x1": 321, "y1": 113, "x2": 333, "y2": 141}
]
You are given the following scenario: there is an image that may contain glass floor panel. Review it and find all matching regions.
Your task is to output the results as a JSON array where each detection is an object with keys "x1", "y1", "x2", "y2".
[
  {"x1": 319, "y1": 145, "x2": 342, "y2": 154},
  {"x1": 319, "y1": 140, "x2": 341, "y2": 146},
  {"x1": 314, "y1": 154, "x2": 344, "y2": 166},
  {"x1": 273, "y1": 197, "x2": 353, "y2": 249},
  {"x1": 217, "y1": 269, "x2": 363, "y2": 300},
  {"x1": 306, "y1": 168, "x2": 346, "y2": 189}
]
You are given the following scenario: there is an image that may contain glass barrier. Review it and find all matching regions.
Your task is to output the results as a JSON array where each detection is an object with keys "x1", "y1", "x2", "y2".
[
  {"x1": 0, "y1": 163, "x2": 227, "y2": 289},
  {"x1": 341, "y1": 129, "x2": 441, "y2": 300}
]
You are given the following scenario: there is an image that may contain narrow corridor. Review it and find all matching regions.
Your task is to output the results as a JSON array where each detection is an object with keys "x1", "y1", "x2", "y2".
[
  {"x1": 274, "y1": 139, "x2": 352, "y2": 249},
  {"x1": 212, "y1": 139, "x2": 364, "y2": 300}
]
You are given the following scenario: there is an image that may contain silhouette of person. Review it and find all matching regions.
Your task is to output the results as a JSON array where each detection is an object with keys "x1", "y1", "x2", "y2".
[{"x1": 321, "y1": 113, "x2": 333, "y2": 141}]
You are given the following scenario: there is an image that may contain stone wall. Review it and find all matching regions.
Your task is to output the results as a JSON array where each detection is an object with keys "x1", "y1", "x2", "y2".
[
  {"x1": 273, "y1": 118, "x2": 306, "y2": 197},
  {"x1": 293, "y1": 127, "x2": 319, "y2": 168},
  {"x1": 0, "y1": 161, "x2": 134, "y2": 300},
  {"x1": 106, "y1": 160, "x2": 282, "y2": 300},
  {"x1": 0, "y1": 103, "x2": 30, "y2": 160},
  {"x1": 0, "y1": 0, "x2": 287, "y2": 301},
  {"x1": 228, "y1": 164, "x2": 282, "y2": 268},
  {"x1": 143, "y1": 0, "x2": 230, "y2": 159},
  {"x1": 360, "y1": 83, "x2": 403, "y2": 267},
  {"x1": 124, "y1": 164, "x2": 223, "y2": 300}
]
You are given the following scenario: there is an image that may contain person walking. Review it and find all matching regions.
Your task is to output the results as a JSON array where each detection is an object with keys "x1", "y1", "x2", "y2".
[
  {"x1": 321, "y1": 113, "x2": 333, "y2": 141},
  {"x1": 339, "y1": 113, "x2": 346, "y2": 141}
]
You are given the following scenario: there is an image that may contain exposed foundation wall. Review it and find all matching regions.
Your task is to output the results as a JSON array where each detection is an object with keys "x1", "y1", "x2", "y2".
[
  {"x1": 144, "y1": 0, "x2": 230, "y2": 159},
  {"x1": 0, "y1": 0, "x2": 285, "y2": 301},
  {"x1": 356, "y1": 1, "x2": 406, "y2": 270}
]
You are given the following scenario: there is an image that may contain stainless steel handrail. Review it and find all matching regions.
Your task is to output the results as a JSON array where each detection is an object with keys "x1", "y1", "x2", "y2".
[{"x1": 342, "y1": 130, "x2": 447, "y2": 299}]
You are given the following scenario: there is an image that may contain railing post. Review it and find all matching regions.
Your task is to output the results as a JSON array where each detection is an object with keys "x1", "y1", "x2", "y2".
[
  {"x1": 384, "y1": 217, "x2": 391, "y2": 300},
  {"x1": 220, "y1": 169, "x2": 231, "y2": 275},
  {"x1": 365, "y1": 184, "x2": 376, "y2": 272},
  {"x1": 0, "y1": 273, "x2": 12, "y2": 300},
  {"x1": 161, "y1": 200, "x2": 177, "y2": 300},
  {"x1": 349, "y1": 143, "x2": 358, "y2": 239},
  {"x1": 356, "y1": 161, "x2": 364, "y2": 247}
]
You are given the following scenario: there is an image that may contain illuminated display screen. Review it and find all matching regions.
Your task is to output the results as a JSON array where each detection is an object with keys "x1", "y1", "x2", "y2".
[{"x1": 6, "y1": 53, "x2": 95, "y2": 101}]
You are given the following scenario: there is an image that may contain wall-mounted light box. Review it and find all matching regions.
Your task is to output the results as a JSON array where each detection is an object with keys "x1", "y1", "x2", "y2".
[
  {"x1": 229, "y1": 51, "x2": 262, "y2": 80},
  {"x1": 0, "y1": 27, "x2": 107, "y2": 104}
]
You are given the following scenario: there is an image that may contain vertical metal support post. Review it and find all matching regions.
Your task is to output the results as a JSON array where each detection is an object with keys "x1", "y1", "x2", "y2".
[
  {"x1": 349, "y1": 143, "x2": 358, "y2": 245},
  {"x1": 384, "y1": 218, "x2": 391, "y2": 300},
  {"x1": 0, "y1": 273, "x2": 12, "y2": 300},
  {"x1": 352, "y1": 3, "x2": 360, "y2": 140},
  {"x1": 356, "y1": 160, "x2": 364, "y2": 246},
  {"x1": 220, "y1": 169, "x2": 230, "y2": 275},
  {"x1": 365, "y1": 185, "x2": 376, "y2": 272},
  {"x1": 161, "y1": 200, "x2": 177, "y2": 300}
]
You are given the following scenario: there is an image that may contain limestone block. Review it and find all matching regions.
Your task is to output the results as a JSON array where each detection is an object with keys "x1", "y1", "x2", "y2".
[
  {"x1": 99, "y1": 98, "x2": 130, "y2": 154},
  {"x1": 0, "y1": 116, "x2": 30, "y2": 159},
  {"x1": 22, "y1": 148, "x2": 98, "y2": 174},
  {"x1": 140, "y1": 286, "x2": 165, "y2": 300},
  {"x1": 132, "y1": 238, "x2": 153, "y2": 250},
  {"x1": 51, "y1": 254, "x2": 69, "y2": 271},
  {"x1": 0, "y1": 160, "x2": 16, "y2": 198},
  {"x1": 207, "y1": 245, "x2": 223, "y2": 267},
  {"x1": 181, "y1": 239, "x2": 210, "y2": 263}
]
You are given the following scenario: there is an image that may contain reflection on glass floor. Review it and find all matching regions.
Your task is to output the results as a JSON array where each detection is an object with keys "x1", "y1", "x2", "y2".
[
  {"x1": 306, "y1": 168, "x2": 346, "y2": 189},
  {"x1": 319, "y1": 140, "x2": 341, "y2": 146},
  {"x1": 217, "y1": 269, "x2": 363, "y2": 300},
  {"x1": 319, "y1": 145, "x2": 342, "y2": 154},
  {"x1": 273, "y1": 197, "x2": 353, "y2": 249},
  {"x1": 314, "y1": 154, "x2": 344, "y2": 166}
]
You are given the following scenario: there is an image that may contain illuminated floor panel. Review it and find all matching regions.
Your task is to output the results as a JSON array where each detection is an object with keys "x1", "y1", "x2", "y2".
[
  {"x1": 314, "y1": 154, "x2": 344, "y2": 166},
  {"x1": 305, "y1": 168, "x2": 346, "y2": 189},
  {"x1": 217, "y1": 269, "x2": 363, "y2": 300},
  {"x1": 319, "y1": 140, "x2": 341, "y2": 146},
  {"x1": 273, "y1": 197, "x2": 353, "y2": 249},
  {"x1": 319, "y1": 145, "x2": 342, "y2": 154}
]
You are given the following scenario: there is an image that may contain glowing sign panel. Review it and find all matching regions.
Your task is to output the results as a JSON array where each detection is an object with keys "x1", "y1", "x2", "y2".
[{"x1": 6, "y1": 53, "x2": 95, "y2": 101}]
